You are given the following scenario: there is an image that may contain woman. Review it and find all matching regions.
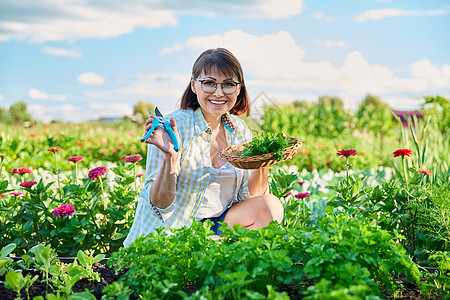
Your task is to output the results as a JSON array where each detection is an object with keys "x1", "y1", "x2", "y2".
[{"x1": 124, "y1": 48, "x2": 283, "y2": 247}]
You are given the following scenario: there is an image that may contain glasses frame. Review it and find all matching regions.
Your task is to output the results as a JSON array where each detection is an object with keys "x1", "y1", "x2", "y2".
[{"x1": 196, "y1": 78, "x2": 241, "y2": 95}]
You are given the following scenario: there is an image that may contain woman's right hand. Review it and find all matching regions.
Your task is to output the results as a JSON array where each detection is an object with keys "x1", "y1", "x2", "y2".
[{"x1": 143, "y1": 115, "x2": 180, "y2": 157}]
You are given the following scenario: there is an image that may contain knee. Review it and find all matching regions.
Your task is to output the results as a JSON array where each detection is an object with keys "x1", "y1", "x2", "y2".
[{"x1": 260, "y1": 194, "x2": 284, "y2": 223}]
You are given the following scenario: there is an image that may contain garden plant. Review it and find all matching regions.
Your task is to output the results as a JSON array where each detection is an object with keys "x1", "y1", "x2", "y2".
[{"x1": 0, "y1": 95, "x2": 449, "y2": 299}]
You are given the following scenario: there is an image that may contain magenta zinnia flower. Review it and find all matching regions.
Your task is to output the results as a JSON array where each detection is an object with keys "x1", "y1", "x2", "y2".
[
  {"x1": 68, "y1": 156, "x2": 84, "y2": 163},
  {"x1": 88, "y1": 166, "x2": 108, "y2": 181},
  {"x1": 418, "y1": 168, "x2": 431, "y2": 176},
  {"x1": 295, "y1": 192, "x2": 311, "y2": 199},
  {"x1": 393, "y1": 148, "x2": 412, "y2": 158},
  {"x1": 10, "y1": 168, "x2": 20, "y2": 174},
  {"x1": 48, "y1": 147, "x2": 62, "y2": 153},
  {"x1": 10, "y1": 191, "x2": 24, "y2": 197},
  {"x1": 20, "y1": 180, "x2": 38, "y2": 188},
  {"x1": 123, "y1": 154, "x2": 143, "y2": 163},
  {"x1": 136, "y1": 173, "x2": 144, "y2": 178},
  {"x1": 336, "y1": 149, "x2": 357, "y2": 158},
  {"x1": 53, "y1": 204, "x2": 76, "y2": 218},
  {"x1": 11, "y1": 167, "x2": 33, "y2": 175}
]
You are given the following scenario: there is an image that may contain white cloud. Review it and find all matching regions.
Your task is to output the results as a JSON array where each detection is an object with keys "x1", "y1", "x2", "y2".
[
  {"x1": 28, "y1": 102, "x2": 132, "y2": 123},
  {"x1": 89, "y1": 102, "x2": 133, "y2": 117},
  {"x1": 0, "y1": 0, "x2": 302, "y2": 43},
  {"x1": 0, "y1": 94, "x2": 3, "y2": 101},
  {"x1": 314, "y1": 12, "x2": 335, "y2": 22},
  {"x1": 78, "y1": 73, "x2": 105, "y2": 86},
  {"x1": 317, "y1": 40, "x2": 346, "y2": 48},
  {"x1": 355, "y1": 8, "x2": 449, "y2": 22},
  {"x1": 159, "y1": 43, "x2": 183, "y2": 56},
  {"x1": 85, "y1": 73, "x2": 187, "y2": 113},
  {"x1": 28, "y1": 88, "x2": 67, "y2": 101},
  {"x1": 43, "y1": 47, "x2": 82, "y2": 58},
  {"x1": 260, "y1": 0, "x2": 302, "y2": 19},
  {"x1": 28, "y1": 104, "x2": 93, "y2": 123}
]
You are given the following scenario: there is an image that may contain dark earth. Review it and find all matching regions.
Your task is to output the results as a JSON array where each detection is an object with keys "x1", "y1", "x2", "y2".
[{"x1": 0, "y1": 260, "x2": 438, "y2": 299}]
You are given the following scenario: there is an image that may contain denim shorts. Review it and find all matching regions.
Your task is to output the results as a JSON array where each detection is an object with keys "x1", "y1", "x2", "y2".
[{"x1": 199, "y1": 207, "x2": 230, "y2": 235}]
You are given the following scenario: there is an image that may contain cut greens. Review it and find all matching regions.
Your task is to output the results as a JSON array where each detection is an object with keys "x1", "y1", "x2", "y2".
[{"x1": 239, "y1": 131, "x2": 296, "y2": 161}]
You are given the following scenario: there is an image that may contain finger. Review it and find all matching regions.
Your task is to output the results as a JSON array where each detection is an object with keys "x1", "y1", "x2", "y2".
[{"x1": 170, "y1": 117, "x2": 179, "y2": 136}]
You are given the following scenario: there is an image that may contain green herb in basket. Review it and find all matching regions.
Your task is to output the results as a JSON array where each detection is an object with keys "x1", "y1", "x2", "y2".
[{"x1": 239, "y1": 131, "x2": 296, "y2": 161}]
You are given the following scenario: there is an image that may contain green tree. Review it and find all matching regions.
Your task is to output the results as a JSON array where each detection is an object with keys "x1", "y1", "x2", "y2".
[
  {"x1": 8, "y1": 102, "x2": 33, "y2": 125},
  {"x1": 422, "y1": 95, "x2": 449, "y2": 136},
  {"x1": 0, "y1": 106, "x2": 12, "y2": 124},
  {"x1": 356, "y1": 94, "x2": 396, "y2": 153},
  {"x1": 133, "y1": 100, "x2": 155, "y2": 123}
]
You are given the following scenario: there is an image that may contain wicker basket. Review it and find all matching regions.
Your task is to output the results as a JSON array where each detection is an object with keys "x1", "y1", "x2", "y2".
[{"x1": 220, "y1": 137, "x2": 302, "y2": 169}]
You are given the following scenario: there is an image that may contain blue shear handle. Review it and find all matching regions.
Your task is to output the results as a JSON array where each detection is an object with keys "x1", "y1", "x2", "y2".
[
  {"x1": 163, "y1": 121, "x2": 179, "y2": 152},
  {"x1": 140, "y1": 117, "x2": 160, "y2": 142}
]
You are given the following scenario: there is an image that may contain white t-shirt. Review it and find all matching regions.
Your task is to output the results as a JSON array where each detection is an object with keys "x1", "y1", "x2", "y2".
[{"x1": 195, "y1": 162, "x2": 237, "y2": 220}]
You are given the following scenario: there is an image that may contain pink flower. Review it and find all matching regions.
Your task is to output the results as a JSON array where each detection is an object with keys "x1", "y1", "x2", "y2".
[
  {"x1": 20, "y1": 180, "x2": 38, "y2": 188},
  {"x1": 418, "y1": 168, "x2": 431, "y2": 176},
  {"x1": 53, "y1": 204, "x2": 76, "y2": 218},
  {"x1": 68, "y1": 156, "x2": 84, "y2": 163},
  {"x1": 136, "y1": 173, "x2": 144, "y2": 178},
  {"x1": 336, "y1": 149, "x2": 357, "y2": 158},
  {"x1": 123, "y1": 154, "x2": 143, "y2": 163},
  {"x1": 285, "y1": 191, "x2": 292, "y2": 197},
  {"x1": 48, "y1": 147, "x2": 62, "y2": 153},
  {"x1": 296, "y1": 181, "x2": 305, "y2": 185},
  {"x1": 295, "y1": 192, "x2": 311, "y2": 199},
  {"x1": 0, "y1": 154, "x2": 6, "y2": 158},
  {"x1": 393, "y1": 148, "x2": 412, "y2": 158},
  {"x1": 10, "y1": 191, "x2": 24, "y2": 197},
  {"x1": 10, "y1": 168, "x2": 20, "y2": 174},
  {"x1": 88, "y1": 166, "x2": 108, "y2": 181},
  {"x1": 11, "y1": 167, "x2": 32, "y2": 175}
]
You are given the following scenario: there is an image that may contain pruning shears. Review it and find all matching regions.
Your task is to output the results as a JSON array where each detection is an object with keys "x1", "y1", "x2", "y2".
[{"x1": 140, "y1": 107, "x2": 179, "y2": 152}]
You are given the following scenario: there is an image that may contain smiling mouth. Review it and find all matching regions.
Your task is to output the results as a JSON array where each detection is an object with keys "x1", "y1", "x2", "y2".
[{"x1": 208, "y1": 100, "x2": 227, "y2": 105}]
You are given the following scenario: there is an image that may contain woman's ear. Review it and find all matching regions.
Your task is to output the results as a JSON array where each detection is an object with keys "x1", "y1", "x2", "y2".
[{"x1": 190, "y1": 77, "x2": 197, "y2": 94}]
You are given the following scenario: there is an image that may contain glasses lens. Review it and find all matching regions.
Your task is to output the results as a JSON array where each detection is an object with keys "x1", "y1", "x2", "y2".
[
  {"x1": 201, "y1": 81, "x2": 216, "y2": 93},
  {"x1": 222, "y1": 82, "x2": 238, "y2": 94}
]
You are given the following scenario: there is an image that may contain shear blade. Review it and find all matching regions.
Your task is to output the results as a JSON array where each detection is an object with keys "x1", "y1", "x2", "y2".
[{"x1": 155, "y1": 107, "x2": 163, "y2": 117}]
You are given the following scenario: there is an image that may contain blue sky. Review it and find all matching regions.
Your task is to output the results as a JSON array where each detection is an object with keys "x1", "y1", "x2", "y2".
[{"x1": 0, "y1": 0, "x2": 449, "y2": 123}]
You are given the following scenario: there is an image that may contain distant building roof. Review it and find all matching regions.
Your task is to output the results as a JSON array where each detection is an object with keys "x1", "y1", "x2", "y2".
[
  {"x1": 393, "y1": 110, "x2": 423, "y2": 127},
  {"x1": 250, "y1": 92, "x2": 279, "y2": 124}
]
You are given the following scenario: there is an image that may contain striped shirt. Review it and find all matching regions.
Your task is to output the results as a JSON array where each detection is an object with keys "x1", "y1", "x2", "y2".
[{"x1": 123, "y1": 108, "x2": 252, "y2": 247}]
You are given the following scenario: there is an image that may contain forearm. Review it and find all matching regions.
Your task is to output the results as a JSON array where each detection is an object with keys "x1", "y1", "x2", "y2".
[
  {"x1": 248, "y1": 166, "x2": 269, "y2": 196},
  {"x1": 149, "y1": 154, "x2": 178, "y2": 208}
]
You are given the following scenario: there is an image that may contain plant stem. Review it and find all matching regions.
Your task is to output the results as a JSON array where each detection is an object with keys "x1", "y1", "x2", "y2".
[
  {"x1": 54, "y1": 153, "x2": 61, "y2": 200},
  {"x1": 402, "y1": 156, "x2": 409, "y2": 202},
  {"x1": 346, "y1": 157, "x2": 349, "y2": 182},
  {"x1": 133, "y1": 163, "x2": 137, "y2": 201},
  {"x1": 75, "y1": 162, "x2": 79, "y2": 185}
]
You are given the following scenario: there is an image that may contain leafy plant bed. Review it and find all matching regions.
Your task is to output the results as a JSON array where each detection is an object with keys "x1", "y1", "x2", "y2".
[
  {"x1": 0, "y1": 260, "x2": 127, "y2": 299},
  {"x1": 0, "y1": 264, "x2": 431, "y2": 299}
]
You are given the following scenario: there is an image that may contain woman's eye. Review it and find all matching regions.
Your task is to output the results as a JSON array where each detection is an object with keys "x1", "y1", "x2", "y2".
[
  {"x1": 223, "y1": 82, "x2": 236, "y2": 87},
  {"x1": 204, "y1": 81, "x2": 216, "y2": 86}
]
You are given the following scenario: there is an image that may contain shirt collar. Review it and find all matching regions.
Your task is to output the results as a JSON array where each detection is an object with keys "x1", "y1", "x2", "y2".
[{"x1": 193, "y1": 108, "x2": 236, "y2": 135}]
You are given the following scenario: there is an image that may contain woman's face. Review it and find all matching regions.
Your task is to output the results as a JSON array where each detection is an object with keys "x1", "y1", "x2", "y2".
[{"x1": 191, "y1": 68, "x2": 240, "y2": 123}]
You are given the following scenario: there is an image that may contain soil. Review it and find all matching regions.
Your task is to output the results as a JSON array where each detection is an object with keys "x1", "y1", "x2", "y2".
[{"x1": 0, "y1": 261, "x2": 438, "y2": 299}]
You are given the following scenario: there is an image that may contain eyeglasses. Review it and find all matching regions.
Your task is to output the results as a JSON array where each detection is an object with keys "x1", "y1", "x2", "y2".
[{"x1": 196, "y1": 79, "x2": 240, "y2": 95}]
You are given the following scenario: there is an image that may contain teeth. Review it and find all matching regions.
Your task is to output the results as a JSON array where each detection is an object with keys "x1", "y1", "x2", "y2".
[{"x1": 210, "y1": 100, "x2": 226, "y2": 104}]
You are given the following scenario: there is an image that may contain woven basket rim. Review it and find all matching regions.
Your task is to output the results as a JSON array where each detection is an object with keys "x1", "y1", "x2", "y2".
[{"x1": 219, "y1": 137, "x2": 302, "y2": 169}]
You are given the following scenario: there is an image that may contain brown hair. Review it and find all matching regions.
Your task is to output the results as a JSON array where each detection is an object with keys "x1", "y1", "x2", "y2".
[{"x1": 180, "y1": 48, "x2": 250, "y2": 116}]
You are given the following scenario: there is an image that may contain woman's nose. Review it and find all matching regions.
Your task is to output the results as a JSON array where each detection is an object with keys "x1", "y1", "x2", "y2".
[{"x1": 213, "y1": 83, "x2": 224, "y2": 97}]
